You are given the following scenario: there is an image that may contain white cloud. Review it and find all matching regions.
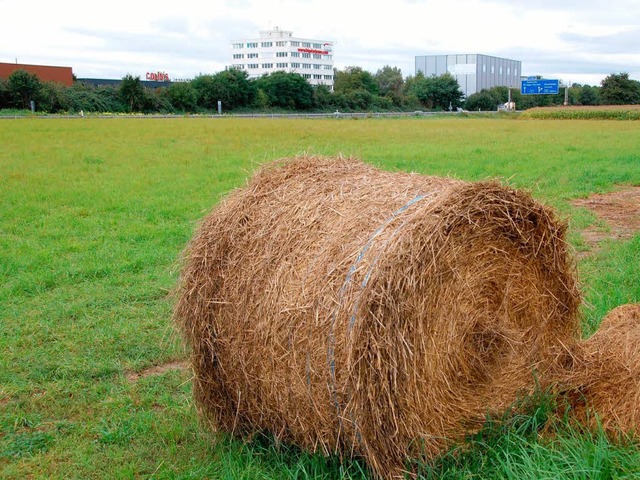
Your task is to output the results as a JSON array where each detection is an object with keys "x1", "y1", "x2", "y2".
[{"x1": 1, "y1": 0, "x2": 639, "y2": 85}]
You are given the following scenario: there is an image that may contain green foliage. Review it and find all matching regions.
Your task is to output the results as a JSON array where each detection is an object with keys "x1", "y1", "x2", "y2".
[
  {"x1": 407, "y1": 72, "x2": 464, "y2": 110},
  {"x1": 375, "y1": 65, "x2": 404, "y2": 106},
  {"x1": 334, "y1": 66, "x2": 379, "y2": 96},
  {"x1": 118, "y1": 74, "x2": 145, "y2": 112},
  {"x1": 210, "y1": 68, "x2": 255, "y2": 110},
  {"x1": 253, "y1": 71, "x2": 314, "y2": 110},
  {"x1": 0, "y1": 77, "x2": 9, "y2": 106},
  {"x1": 166, "y1": 82, "x2": 198, "y2": 112},
  {"x1": 465, "y1": 89, "x2": 502, "y2": 111},
  {"x1": 313, "y1": 84, "x2": 333, "y2": 110},
  {"x1": 600, "y1": 72, "x2": 640, "y2": 105},
  {"x1": 7, "y1": 69, "x2": 42, "y2": 109},
  {"x1": 0, "y1": 67, "x2": 636, "y2": 115},
  {"x1": 191, "y1": 69, "x2": 255, "y2": 111},
  {"x1": 578, "y1": 85, "x2": 601, "y2": 105}
]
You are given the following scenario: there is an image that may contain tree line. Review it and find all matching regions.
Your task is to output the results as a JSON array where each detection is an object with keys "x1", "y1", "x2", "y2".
[{"x1": 1, "y1": 66, "x2": 639, "y2": 114}]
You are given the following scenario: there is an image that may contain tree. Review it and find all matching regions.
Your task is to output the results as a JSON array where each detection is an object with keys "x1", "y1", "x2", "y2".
[
  {"x1": 39, "y1": 81, "x2": 70, "y2": 113},
  {"x1": 192, "y1": 69, "x2": 255, "y2": 111},
  {"x1": 313, "y1": 84, "x2": 333, "y2": 110},
  {"x1": 465, "y1": 89, "x2": 502, "y2": 111},
  {"x1": 119, "y1": 74, "x2": 145, "y2": 112},
  {"x1": 334, "y1": 66, "x2": 379, "y2": 95},
  {"x1": 253, "y1": 71, "x2": 313, "y2": 110},
  {"x1": 211, "y1": 68, "x2": 255, "y2": 110},
  {"x1": 578, "y1": 85, "x2": 600, "y2": 106},
  {"x1": 407, "y1": 72, "x2": 464, "y2": 110},
  {"x1": 166, "y1": 82, "x2": 198, "y2": 112},
  {"x1": 600, "y1": 73, "x2": 640, "y2": 105},
  {"x1": 375, "y1": 66, "x2": 404, "y2": 105},
  {"x1": 8, "y1": 69, "x2": 42, "y2": 109},
  {"x1": 0, "y1": 77, "x2": 10, "y2": 109},
  {"x1": 191, "y1": 74, "x2": 217, "y2": 110}
]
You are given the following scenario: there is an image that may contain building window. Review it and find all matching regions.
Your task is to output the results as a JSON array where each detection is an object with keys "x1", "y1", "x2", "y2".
[
  {"x1": 248, "y1": 53, "x2": 258, "y2": 59},
  {"x1": 302, "y1": 63, "x2": 311, "y2": 69},
  {"x1": 313, "y1": 74, "x2": 322, "y2": 79},
  {"x1": 248, "y1": 64, "x2": 259, "y2": 69},
  {"x1": 323, "y1": 55, "x2": 332, "y2": 60},
  {"x1": 290, "y1": 41, "x2": 300, "y2": 47},
  {"x1": 291, "y1": 52, "x2": 300, "y2": 57},
  {"x1": 276, "y1": 62, "x2": 288, "y2": 68},
  {"x1": 276, "y1": 41, "x2": 286, "y2": 46},
  {"x1": 303, "y1": 74, "x2": 311, "y2": 79},
  {"x1": 291, "y1": 62, "x2": 301, "y2": 68},
  {"x1": 233, "y1": 54, "x2": 244, "y2": 59},
  {"x1": 313, "y1": 43, "x2": 322, "y2": 48},
  {"x1": 313, "y1": 64, "x2": 321, "y2": 69},
  {"x1": 302, "y1": 42, "x2": 311, "y2": 47},
  {"x1": 507, "y1": 67, "x2": 510, "y2": 75},
  {"x1": 261, "y1": 42, "x2": 273, "y2": 47},
  {"x1": 302, "y1": 53, "x2": 311, "y2": 58},
  {"x1": 247, "y1": 42, "x2": 258, "y2": 48},
  {"x1": 232, "y1": 43, "x2": 243, "y2": 49},
  {"x1": 323, "y1": 65, "x2": 332, "y2": 70},
  {"x1": 324, "y1": 75, "x2": 333, "y2": 80},
  {"x1": 232, "y1": 64, "x2": 244, "y2": 70},
  {"x1": 262, "y1": 63, "x2": 273, "y2": 68},
  {"x1": 276, "y1": 52, "x2": 288, "y2": 57},
  {"x1": 514, "y1": 67, "x2": 518, "y2": 76},
  {"x1": 491, "y1": 65, "x2": 495, "y2": 74},
  {"x1": 482, "y1": 64, "x2": 486, "y2": 73},
  {"x1": 313, "y1": 54, "x2": 321, "y2": 59}
]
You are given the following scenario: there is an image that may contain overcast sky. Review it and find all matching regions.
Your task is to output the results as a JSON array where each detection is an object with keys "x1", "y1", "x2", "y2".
[{"x1": 2, "y1": 0, "x2": 639, "y2": 86}]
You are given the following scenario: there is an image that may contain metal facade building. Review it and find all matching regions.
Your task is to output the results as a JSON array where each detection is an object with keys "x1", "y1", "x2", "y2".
[{"x1": 415, "y1": 54, "x2": 521, "y2": 98}]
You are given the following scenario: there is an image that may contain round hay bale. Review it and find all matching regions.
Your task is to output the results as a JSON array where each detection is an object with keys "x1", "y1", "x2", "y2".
[
  {"x1": 174, "y1": 155, "x2": 580, "y2": 478},
  {"x1": 560, "y1": 304, "x2": 640, "y2": 437}
]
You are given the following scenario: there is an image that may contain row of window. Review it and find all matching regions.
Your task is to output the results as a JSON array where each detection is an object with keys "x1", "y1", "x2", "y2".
[
  {"x1": 232, "y1": 66, "x2": 333, "y2": 81},
  {"x1": 242, "y1": 63, "x2": 332, "y2": 72},
  {"x1": 480, "y1": 64, "x2": 518, "y2": 76},
  {"x1": 233, "y1": 59, "x2": 333, "y2": 70},
  {"x1": 233, "y1": 41, "x2": 324, "y2": 49},
  {"x1": 233, "y1": 52, "x2": 331, "y2": 60}
]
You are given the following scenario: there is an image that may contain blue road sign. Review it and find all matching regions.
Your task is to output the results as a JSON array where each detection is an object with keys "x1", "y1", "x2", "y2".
[{"x1": 521, "y1": 79, "x2": 560, "y2": 95}]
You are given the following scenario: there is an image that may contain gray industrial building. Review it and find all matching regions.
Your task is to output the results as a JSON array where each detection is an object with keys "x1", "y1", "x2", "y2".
[{"x1": 415, "y1": 54, "x2": 521, "y2": 98}]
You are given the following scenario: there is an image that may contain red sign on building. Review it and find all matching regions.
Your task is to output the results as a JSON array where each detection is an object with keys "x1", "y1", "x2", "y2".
[{"x1": 146, "y1": 71, "x2": 170, "y2": 82}]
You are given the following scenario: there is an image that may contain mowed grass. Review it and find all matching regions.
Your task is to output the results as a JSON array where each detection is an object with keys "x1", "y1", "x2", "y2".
[{"x1": 1, "y1": 117, "x2": 639, "y2": 479}]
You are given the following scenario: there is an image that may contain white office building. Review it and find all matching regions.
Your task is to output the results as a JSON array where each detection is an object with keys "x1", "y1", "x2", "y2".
[{"x1": 231, "y1": 27, "x2": 334, "y2": 89}]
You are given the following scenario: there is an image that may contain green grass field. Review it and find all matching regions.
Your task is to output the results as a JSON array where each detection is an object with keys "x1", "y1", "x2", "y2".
[{"x1": 1, "y1": 117, "x2": 639, "y2": 479}]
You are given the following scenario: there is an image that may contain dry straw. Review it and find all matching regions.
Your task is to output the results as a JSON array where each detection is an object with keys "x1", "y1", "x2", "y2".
[
  {"x1": 557, "y1": 303, "x2": 640, "y2": 438},
  {"x1": 174, "y1": 155, "x2": 581, "y2": 479}
]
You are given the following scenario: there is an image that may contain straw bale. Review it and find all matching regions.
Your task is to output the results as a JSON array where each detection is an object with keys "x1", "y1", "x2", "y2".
[
  {"x1": 174, "y1": 155, "x2": 580, "y2": 479},
  {"x1": 559, "y1": 304, "x2": 640, "y2": 437}
]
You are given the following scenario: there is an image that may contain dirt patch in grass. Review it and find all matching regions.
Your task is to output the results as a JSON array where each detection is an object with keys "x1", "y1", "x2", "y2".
[
  {"x1": 572, "y1": 185, "x2": 640, "y2": 253},
  {"x1": 127, "y1": 361, "x2": 188, "y2": 382}
]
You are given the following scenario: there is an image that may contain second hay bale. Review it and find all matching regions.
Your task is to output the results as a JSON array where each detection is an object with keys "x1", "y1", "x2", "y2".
[
  {"x1": 559, "y1": 304, "x2": 640, "y2": 437},
  {"x1": 174, "y1": 155, "x2": 581, "y2": 478}
]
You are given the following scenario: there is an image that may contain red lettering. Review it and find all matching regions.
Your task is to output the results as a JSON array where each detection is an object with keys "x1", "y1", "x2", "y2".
[
  {"x1": 145, "y1": 71, "x2": 171, "y2": 81},
  {"x1": 297, "y1": 48, "x2": 329, "y2": 55}
]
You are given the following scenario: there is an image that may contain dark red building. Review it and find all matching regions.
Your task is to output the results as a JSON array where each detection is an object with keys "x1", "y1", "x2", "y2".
[{"x1": 0, "y1": 62, "x2": 74, "y2": 86}]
